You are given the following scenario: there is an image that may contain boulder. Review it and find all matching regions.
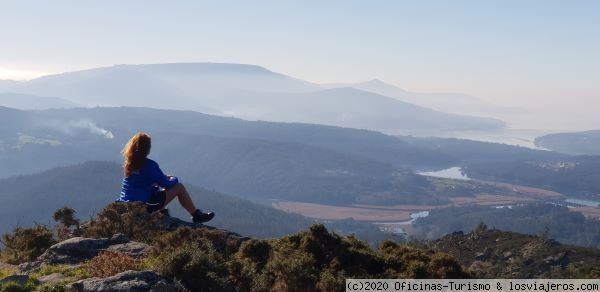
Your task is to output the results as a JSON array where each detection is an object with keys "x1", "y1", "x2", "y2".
[
  {"x1": 0, "y1": 274, "x2": 30, "y2": 286},
  {"x1": 474, "y1": 251, "x2": 492, "y2": 261},
  {"x1": 38, "y1": 272, "x2": 68, "y2": 284},
  {"x1": 66, "y1": 270, "x2": 178, "y2": 292},
  {"x1": 18, "y1": 235, "x2": 150, "y2": 274}
]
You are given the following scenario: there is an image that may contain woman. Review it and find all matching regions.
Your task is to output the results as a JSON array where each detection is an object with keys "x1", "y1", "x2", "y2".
[{"x1": 117, "y1": 132, "x2": 214, "y2": 223}]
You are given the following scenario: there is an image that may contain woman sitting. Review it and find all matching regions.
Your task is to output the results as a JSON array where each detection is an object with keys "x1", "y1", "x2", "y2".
[{"x1": 117, "y1": 132, "x2": 214, "y2": 223}]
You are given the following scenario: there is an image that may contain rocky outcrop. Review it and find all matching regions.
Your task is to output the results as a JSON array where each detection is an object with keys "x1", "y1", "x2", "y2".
[
  {"x1": 10, "y1": 213, "x2": 248, "y2": 291},
  {"x1": 18, "y1": 234, "x2": 150, "y2": 274},
  {"x1": 66, "y1": 270, "x2": 179, "y2": 292},
  {"x1": 161, "y1": 217, "x2": 250, "y2": 241}
]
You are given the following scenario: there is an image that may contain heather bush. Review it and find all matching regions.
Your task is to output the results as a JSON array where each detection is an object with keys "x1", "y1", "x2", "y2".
[
  {"x1": 82, "y1": 202, "x2": 165, "y2": 243},
  {"x1": 52, "y1": 207, "x2": 80, "y2": 241},
  {"x1": 83, "y1": 251, "x2": 143, "y2": 278},
  {"x1": 155, "y1": 242, "x2": 232, "y2": 291},
  {"x1": 151, "y1": 226, "x2": 240, "y2": 257},
  {"x1": 0, "y1": 225, "x2": 56, "y2": 264}
]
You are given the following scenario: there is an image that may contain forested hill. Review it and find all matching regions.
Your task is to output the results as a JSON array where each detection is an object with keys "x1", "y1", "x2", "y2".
[
  {"x1": 0, "y1": 161, "x2": 388, "y2": 241},
  {"x1": 415, "y1": 204, "x2": 600, "y2": 248},
  {"x1": 433, "y1": 224, "x2": 600, "y2": 278},
  {"x1": 463, "y1": 156, "x2": 600, "y2": 200},
  {"x1": 535, "y1": 130, "x2": 600, "y2": 155}
]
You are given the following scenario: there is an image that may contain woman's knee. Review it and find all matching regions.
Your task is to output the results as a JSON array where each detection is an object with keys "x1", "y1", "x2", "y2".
[{"x1": 174, "y1": 182, "x2": 186, "y2": 193}]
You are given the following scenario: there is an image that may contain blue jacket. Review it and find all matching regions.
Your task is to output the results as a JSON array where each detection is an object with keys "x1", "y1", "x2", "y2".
[{"x1": 118, "y1": 158, "x2": 178, "y2": 203}]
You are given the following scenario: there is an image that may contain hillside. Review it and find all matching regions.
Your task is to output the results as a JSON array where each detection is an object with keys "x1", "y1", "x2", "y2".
[
  {"x1": 0, "y1": 106, "x2": 573, "y2": 207},
  {"x1": 463, "y1": 155, "x2": 600, "y2": 200},
  {"x1": 398, "y1": 136, "x2": 568, "y2": 165},
  {"x1": 0, "y1": 93, "x2": 80, "y2": 110},
  {"x1": 6, "y1": 62, "x2": 505, "y2": 132},
  {"x1": 322, "y1": 79, "x2": 511, "y2": 116},
  {"x1": 0, "y1": 112, "x2": 444, "y2": 206},
  {"x1": 0, "y1": 161, "x2": 394, "y2": 242},
  {"x1": 432, "y1": 224, "x2": 600, "y2": 278},
  {"x1": 535, "y1": 130, "x2": 600, "y2": 155},
  {"x1": 0, "y1": 80, "x2": 20, "y2": 92},
  {"x1": 414, "y1": 204, "x2": 600, "y2": 248},
  {"x1": 253, "y1": 87, "x2": 504, "y2": 131}
]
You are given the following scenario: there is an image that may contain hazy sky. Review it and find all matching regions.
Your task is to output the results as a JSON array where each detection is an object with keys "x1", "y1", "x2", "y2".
[{"x1": 1, "y1": 1, "x2": 599, "y2": 129}]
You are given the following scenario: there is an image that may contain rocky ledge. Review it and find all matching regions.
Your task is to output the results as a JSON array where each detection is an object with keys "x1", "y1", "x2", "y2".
[
  {"x1": 66, "y1": 270, "x2": 179, "y2": 292},
  {"x1": 18, "y1": 234, "x2": 150, "y2": 274},
  {"x1": 1, "y1": 216, "x2": 248, "y2": 291}
]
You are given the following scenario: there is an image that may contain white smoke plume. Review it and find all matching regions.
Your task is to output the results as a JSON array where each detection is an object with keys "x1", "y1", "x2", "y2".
[{"x1": 45, "y1": 120, "x2": 114, "y2": 139}]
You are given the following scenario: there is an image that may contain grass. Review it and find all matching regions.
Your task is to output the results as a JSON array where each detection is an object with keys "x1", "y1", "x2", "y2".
[{"x1": 0, "y1": 266, "x2": 17, "y2": 278}]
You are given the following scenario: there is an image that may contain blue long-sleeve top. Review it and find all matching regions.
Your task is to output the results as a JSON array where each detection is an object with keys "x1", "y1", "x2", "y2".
[{"x1": 118, "y1": 158, "x2": 179, "y2": 203}]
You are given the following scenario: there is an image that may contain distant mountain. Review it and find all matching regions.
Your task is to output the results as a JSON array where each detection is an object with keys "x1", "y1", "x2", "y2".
[
  {"x1": 535, "y1": 130, "x2": 600, "y2": 155},
  {"x1": 252, "y1": 87, "x2": 505, "y2": 131},
  {"x1": 0, "y1": 93, "x2": 81, "y2": 110},
  {"x1": 0, "y1": 79, "x2": 21, "y2": 92},
  {"x1": 397, "y1": 136, "x2": 567, "y2": 165},
  {"x1": 323, "y1": 79, "x2": 519, "y2": 116},
  {"x1": 10, "y1": 62, "x2": 504, "y2": 132}
]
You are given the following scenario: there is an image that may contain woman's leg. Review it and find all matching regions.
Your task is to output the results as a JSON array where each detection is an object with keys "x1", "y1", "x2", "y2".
[{"x1": 164, "y1": 183, "x2": 197, "y2": 214}]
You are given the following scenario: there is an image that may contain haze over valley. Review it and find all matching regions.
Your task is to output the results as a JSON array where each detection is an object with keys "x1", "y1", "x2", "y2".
[{"x1": 1, "y1": 2, "x2": 600, "y2": 287}]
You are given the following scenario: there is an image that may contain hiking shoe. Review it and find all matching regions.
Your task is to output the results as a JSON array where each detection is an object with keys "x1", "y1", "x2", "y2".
[
  {"x1": 159, "y1": 209, "x2": 170, "y2": 217},
  {"x1": 192, "y1": 209, "x2": 215, "y2": 223}
]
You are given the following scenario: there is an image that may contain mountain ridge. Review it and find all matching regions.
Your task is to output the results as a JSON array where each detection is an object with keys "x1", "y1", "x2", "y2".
[{"x1": 5, "y1": 62, "x2": 505, "y2": 132}]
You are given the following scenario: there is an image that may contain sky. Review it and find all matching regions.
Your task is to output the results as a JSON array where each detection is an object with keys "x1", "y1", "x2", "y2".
[{"x1": 1, "y1": 1, "x2": 599, "y2": 129}]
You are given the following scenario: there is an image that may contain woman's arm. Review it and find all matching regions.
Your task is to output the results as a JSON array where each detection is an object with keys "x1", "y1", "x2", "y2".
[{"x1": 148, "y1": 160, "x2": 179, "y2": 189}]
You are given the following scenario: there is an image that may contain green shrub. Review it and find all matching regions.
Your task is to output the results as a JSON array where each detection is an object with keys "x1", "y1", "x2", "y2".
[
  {"x1": 0, "y1": 225, "x2": 56, "y2": 264},
  {"x1": 0, "y1": 281, "x2": 34, "y2": 292},
  {"x1": 52, "y1": 207, "x2": 81, "y2": 241},
  {"x1": 0, "y1": 266, "x2": 17, "y2": 278},
  {"x1": 82, "y1": 202, "x2": 165, "y2": 243},
  {"x1": 155, "y1": 242, "x2": 232, "y2": 291},
  {"x1": 228, "y1": 239, "x2": 273, "y2": 291},
  {"x1": 265, "y1": 247, "x2": 318, "y2": 292},
  {"x1": 0, "y1": 277, "x2": 38, "y2": 292},
  {"x1": 151, "y1": 226, "x2": 240, "y2": 257}
]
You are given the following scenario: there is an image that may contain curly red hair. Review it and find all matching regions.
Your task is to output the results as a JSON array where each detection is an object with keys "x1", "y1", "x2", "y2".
[{"x1": 122, "y1": 132, "x2": 151, "y2": 177}]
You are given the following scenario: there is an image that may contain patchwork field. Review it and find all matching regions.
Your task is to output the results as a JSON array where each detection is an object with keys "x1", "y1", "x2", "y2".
[{"x1": 273, "y1": 181, "x2": 574, "y2": 222}]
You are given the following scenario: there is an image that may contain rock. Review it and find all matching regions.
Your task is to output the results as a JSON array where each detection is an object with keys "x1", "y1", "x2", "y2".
[
  {"x1": 66, "y1": 270, "x2": 178, "y2": 292},
  {"x1": 161, "y1": 216, "x2": 251, "y2": 243},
  {"x1": 18, "y1": 236, "x2": 151, "y2": 274},
  {"x1": 38, "y1": 272, "x2": 68, "y2": 284},
  {"x1": 0, "y1": 274, "x2": 30, "y2": 286},
  {"x1": 110, "y1": 233, "x2": 130, "y2": 243},
  {"x1": 468, "y1": 260, "x2": 486, "y2": 271},
  {"x1": 503, "y1": 251, "x2": 513, "y2": 260},
  {"x1": 106, "y1": 242, "x2": 151, "y2": 258},
  {"x1": 474, "y1": 252, "x2": 489, "y2": 261},
  {"x1": 544, "y1": 252, "x2": 568, "y2": 267}
]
